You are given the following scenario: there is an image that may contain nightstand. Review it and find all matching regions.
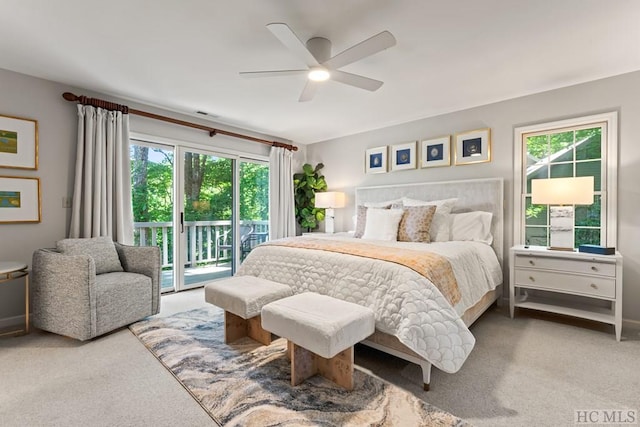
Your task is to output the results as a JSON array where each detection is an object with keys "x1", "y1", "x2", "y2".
[
  {"x1": 509, "y1": 245, "x2": 623, "y2": 341},
  {"x1": 0, "y1": 261, "x2": 29, "y2": 337},
  {"x1": 302, "y1": 232, "x2": 331, "y2": 236}
]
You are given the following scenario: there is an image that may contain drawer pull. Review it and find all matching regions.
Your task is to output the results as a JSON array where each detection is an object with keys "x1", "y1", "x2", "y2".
[
  {"x1": 590, "y1": 283, "x2": 598, "y2": 289},
  {"x1": 529, "y1": 276, "x2": 535, "y2": 282},
  {"x1": 529, "y1": 260, "x2": 535, "y2": 266},
  {"x1": 591, "y1": 266, "x2": 598, "y2": 271}
]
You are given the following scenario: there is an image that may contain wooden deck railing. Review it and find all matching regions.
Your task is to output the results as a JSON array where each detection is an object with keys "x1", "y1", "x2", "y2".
[{"x1": 133, "y1": 220, "x2": 268, "y2": 268}]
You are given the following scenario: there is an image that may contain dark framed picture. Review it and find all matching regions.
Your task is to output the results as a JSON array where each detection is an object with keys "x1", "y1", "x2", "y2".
[
  {"x1": 0, "y1": 176, "x2": 41, "y2": 223},
  {"x1": 454, "y1": 128, "x2": 491, "y2": 165},
  {"x1": 365, "y1": 146, "x2": 388, "y2": 174},
  {"x1": 420, "y1": 135, "x2": 451, "y2": 168},
  {"x1": 0, "y1": 114, "x2": 38, "y2": 170},
  {"x1": 390, "y1": 141, "x2": 416, "y2": 171}
]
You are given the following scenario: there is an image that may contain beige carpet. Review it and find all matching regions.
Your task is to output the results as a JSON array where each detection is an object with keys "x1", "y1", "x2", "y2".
[
  {"x1": 1, "y1": 288, "x2": 638, "y2": 427},
  {"x1": 130, "y1": 306, "x2": 468, "y2": 426}
]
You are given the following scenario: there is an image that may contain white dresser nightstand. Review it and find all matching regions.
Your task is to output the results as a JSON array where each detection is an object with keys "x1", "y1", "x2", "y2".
[{"x1": 509, "y1": 245, "x2": 623, "y2": 341}]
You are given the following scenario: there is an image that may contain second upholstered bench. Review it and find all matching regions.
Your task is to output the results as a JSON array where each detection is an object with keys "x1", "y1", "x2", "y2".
[{"x1": 261, "y1": 292, "x2": 375, "y2": 390}]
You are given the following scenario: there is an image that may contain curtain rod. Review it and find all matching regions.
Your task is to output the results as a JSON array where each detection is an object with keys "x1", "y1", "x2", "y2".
[{"x1": 62, "y1": 92, "x2": 298, "y2": 152}]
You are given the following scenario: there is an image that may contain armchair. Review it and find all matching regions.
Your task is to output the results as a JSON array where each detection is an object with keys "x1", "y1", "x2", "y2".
[{"x1": 32, "y1": 237, "x2": 161, "y2": 341}]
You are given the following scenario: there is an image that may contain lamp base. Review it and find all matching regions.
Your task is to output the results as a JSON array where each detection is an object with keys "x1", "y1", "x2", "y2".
[
  {"x1": 324, "y1": 208, "x2": 335, "y2": 234},
  {"x1": 549, "y1": 205, "x2": 575, "y2": 251}
]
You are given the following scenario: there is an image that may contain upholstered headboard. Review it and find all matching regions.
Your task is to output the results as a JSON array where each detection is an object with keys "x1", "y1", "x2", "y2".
[{"x1": 355, "y1": 178, "x2": 504, "y2": 265}]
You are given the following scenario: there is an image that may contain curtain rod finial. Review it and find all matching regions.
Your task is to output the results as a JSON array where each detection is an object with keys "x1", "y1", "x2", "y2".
[{"x1": 62, "y1": 92, "x2": 78, "y2": 102}]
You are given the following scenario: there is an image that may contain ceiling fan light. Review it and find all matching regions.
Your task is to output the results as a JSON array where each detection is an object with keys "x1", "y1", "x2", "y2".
[{"x1": 308, "y1": 68, "x2": 330, "y2": 81}]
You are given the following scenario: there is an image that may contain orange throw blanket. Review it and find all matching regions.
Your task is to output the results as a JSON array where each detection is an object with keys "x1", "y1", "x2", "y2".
[{"x1": 262, "y1": 237, "x2": 461, "y2": 306}]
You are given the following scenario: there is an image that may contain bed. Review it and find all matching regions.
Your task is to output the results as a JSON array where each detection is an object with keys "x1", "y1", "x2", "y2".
[{"x1": 237, "y1": 177, "x2": 504, "y2": 390}]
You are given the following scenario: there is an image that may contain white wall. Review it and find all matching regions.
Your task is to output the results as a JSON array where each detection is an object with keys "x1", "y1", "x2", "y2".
[
  {"x1": 307, "y1": 70, "x2": 640, "y2": 324},
  {"x1": 0, "y1": 68, "x2": 305, "y2": 322}
]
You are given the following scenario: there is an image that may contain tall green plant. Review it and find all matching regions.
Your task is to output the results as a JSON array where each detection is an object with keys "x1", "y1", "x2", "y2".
[{"x1": 293, "y1": 163, "x2": 328, "y2": 231}]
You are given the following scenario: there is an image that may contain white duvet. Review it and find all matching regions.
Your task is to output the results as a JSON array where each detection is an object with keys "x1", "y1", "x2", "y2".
[{"x1": 237, "y1": 235, "x2": 502, "y2": 373}]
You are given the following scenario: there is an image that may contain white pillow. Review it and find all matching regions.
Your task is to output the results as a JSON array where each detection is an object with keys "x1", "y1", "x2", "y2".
[
  {"x1": 362, "y1": 208, "x2": 404, "y2": 241},
  {"x1": 401, "y1": 197, "x2": 458, "y2": 242},
  {"x1": 449, "y1": 211, "x2": 493, "y2": 244},
  {"x1": 364, "y1": 198, "x2": 402, "y2": 208}
]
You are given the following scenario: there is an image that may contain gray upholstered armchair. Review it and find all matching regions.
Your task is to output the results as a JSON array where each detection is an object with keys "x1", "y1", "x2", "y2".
[{"x1": 32, "y1": 237, "x2": 161, "y2": 341}]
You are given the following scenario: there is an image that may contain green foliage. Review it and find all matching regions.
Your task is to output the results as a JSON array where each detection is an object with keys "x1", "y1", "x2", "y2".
[
  {"x1": 293, "y1": 163, "x2": 327, "y2": 231},
  {"x1": 130, "y1": 146, "x2": 269, "y2": 224}
]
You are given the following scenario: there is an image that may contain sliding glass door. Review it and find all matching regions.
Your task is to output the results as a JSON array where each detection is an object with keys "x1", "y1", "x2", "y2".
[
  {"x1": 130, "y1": 139, "x2": 269, "y2": 292},
  {"x1": 179, "y1": 148, "x2": 234, "y2": 289}
]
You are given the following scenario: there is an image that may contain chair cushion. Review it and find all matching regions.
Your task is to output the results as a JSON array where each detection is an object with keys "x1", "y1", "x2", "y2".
[
  {"x1": 57, "y1": 236, "x2": 123, "y2": 275},
  {"x1": 95, "y1": 272, "x2": 152, "y2": 336},
  {"x1": 204, "y1": 276, "x2": 292, "y2": 319},
  {"x1": 261, "y1": 292, "x2": 375, "y2": 359}
]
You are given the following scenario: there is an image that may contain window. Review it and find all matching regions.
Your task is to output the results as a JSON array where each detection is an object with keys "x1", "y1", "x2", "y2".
[{"x1": 513, "y1": 112, "x2": 618, "y2": 248}]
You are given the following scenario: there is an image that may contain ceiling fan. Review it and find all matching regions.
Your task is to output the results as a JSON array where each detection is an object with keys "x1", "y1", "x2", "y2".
[{"x1": 240, "y1": 23, "x2": 396, "y2": 102}]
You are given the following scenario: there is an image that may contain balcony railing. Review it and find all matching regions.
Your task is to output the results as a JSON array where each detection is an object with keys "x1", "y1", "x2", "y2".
[{"x1": 133, "y1": 220, "x2": 268, "y2": 268}]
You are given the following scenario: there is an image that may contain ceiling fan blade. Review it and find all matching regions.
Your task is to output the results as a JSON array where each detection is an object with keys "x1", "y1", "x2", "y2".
[
  {"x1": 330, "y1": 70, "x2": 383, "y2": 91},
  {"x1": 266, "y1": 23, "x2": 320, "y2": 67},
  {"x1": 323, "y1": 31, "x2": 396, "y2": 70},
  {"x1": 298, "y1": 80, "x2": 319, "y2": 102},
  {"x1": 239, "y1": 70, "x2": 307, "y2": 78}
]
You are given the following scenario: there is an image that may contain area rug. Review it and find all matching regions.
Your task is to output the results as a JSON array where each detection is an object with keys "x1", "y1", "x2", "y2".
[{"x1": 130, "y1": 307, "x2": 469, "y2": 427}]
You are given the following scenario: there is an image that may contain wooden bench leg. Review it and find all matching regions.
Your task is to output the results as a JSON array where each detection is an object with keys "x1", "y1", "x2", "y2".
[
  {"x1": 289, "y1": 341, "x2": 354, "y2": 390},
  {"x1": 224, "y1": 311, "x2": 271, "y2": 345},
  {"x1": 247, "y1": 315, "x2": 271, "y2": 345}
]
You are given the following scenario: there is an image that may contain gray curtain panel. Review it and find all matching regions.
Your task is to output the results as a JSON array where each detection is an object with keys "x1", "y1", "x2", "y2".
[{"x1": 269, "y1": 146, "x2": 296, "y2": 239}]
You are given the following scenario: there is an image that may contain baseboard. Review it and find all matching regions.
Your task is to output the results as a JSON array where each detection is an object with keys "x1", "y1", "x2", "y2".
[
  {"x1": 623, "y1": 318, "x2": 640, "y2": 331},
  {"x1": 0, "y1": 314, "x2": 28, "y2": 330}
]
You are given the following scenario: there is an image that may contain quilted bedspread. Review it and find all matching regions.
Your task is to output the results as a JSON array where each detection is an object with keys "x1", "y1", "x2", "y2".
[{"x1": 237, "y1": 235, "x2": 502, "y2": 373}]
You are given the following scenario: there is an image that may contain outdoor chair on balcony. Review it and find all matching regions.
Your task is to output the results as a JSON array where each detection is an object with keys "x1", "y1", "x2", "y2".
[
  {"x1": 217, "y1": 225, "x2": 253, "y2": 265},
  {"x1": 32, "y1": 236, "x2": 161, "y2": 341}
]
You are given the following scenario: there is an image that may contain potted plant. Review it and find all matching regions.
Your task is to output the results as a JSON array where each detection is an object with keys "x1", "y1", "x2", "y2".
[{"x1": 293, "y1": 163, "x2": 328, "y2": 232}]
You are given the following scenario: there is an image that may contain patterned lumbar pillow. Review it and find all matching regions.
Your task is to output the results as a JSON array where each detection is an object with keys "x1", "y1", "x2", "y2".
[
  {"x1": 397, "y1": 205, "x2": 437, "y2": 242},
  {"x1": 57, "y1": 236, "x2": 124, "y2": 274}
]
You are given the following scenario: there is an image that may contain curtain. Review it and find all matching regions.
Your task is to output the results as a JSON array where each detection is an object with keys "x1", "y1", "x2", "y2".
[
  {"x1": 269, "y1": 146, "x2": 296, "y2": 239},
  {"x1": 69, "y1": 105, "x2": 134, "y2": 244}
]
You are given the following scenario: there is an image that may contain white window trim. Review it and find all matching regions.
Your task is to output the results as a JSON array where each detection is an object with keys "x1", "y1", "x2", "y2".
[{"x1": 513, "y1": 111, "x2": 618, "y2": 247}]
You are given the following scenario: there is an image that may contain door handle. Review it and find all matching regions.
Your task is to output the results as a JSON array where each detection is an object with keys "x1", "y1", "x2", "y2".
[{"x1": 180, "y1": 212, "x2": 184, "y2": 233}]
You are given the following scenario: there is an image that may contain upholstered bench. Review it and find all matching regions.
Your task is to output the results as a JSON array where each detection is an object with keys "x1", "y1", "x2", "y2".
[
  {"x1": 261, "y1": 292, "x2": 375, "y2": 390},
  {"x1": 204, "y1": 276, "x2": 292, "y2": 345}
]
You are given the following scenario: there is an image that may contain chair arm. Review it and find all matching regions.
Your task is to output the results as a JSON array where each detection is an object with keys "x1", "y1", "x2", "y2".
[
  {"x1": 31, "y1": 248, "x2": 97, "y2": 340},
  {"x1": 115, "y1": 243, "x2": 161, "y2": 314}
]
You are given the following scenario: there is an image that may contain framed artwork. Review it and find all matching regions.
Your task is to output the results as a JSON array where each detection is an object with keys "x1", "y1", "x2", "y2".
[
  {"x1": 365, "y1": 146, "x2": 388, "y2": 174},
  {"x1": 390, "y1": 141, "x2": 417, "y2": 171},
  {"x1": 454, "y1": 128, "x2": 491, "y2": 165},
  {"x1": 420, "y1": 135, "x2": 451, "y2": 168},
  {"x1": 0, "y1": 176, "x2": 41, "y2": 223},
  {"x1": 0, "y1": 115, "x2": 38, "y2": 170}
]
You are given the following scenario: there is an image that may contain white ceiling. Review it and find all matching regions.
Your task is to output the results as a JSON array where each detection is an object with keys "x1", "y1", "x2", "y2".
[{"x1": 1, "y1": 1, "x2": 639, "y2": 145}]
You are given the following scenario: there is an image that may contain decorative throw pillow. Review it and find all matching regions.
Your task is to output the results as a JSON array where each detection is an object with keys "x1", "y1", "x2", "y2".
[
  {"x1": 397, "y1": 205, "x2": 437, "y2": 242},
  {"x1": 402, "y1": 197, "x2": 458, "y2": 242},
  {"x1": 354, "y1": 205, "x2": 392, "y2": 238},
  {"x1": 361, "y1": 208, "x2": 404, "y2": 241},
  {"x1": 450, "y1": 211, "x2": 493, "y2": 244},
  {"x1": 57, "y1": 236, "x2": 124, "y2": 275},
  {"x1": 353, "y1": 205, "x2": 368, "y2": 238}
]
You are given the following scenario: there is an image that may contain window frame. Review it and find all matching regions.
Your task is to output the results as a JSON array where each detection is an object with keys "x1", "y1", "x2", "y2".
[{"x1": 513, "y1": 112, "x2": 618, "y2": 247}]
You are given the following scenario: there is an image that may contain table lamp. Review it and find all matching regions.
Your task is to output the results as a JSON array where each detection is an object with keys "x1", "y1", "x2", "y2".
[
  {"x1": 531, "y1": 176, "x2": 594, "y2": 251},
  {"x1": 314, "y1": 191, "x2": 345, "y2": 234}
]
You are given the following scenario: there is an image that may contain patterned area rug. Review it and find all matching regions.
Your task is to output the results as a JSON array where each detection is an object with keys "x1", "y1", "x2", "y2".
[{"x1": 130, "y1": 307, "x2": 469, "y2": 427}]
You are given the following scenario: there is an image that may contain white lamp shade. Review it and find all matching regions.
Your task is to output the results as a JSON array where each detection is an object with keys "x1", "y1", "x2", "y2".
[
  {"x1": 531, "y1": 176, "x2": 594, "y2": 205},
  {"x1": 314, "y1": 191, "x2": 346, "y2": 208}
]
